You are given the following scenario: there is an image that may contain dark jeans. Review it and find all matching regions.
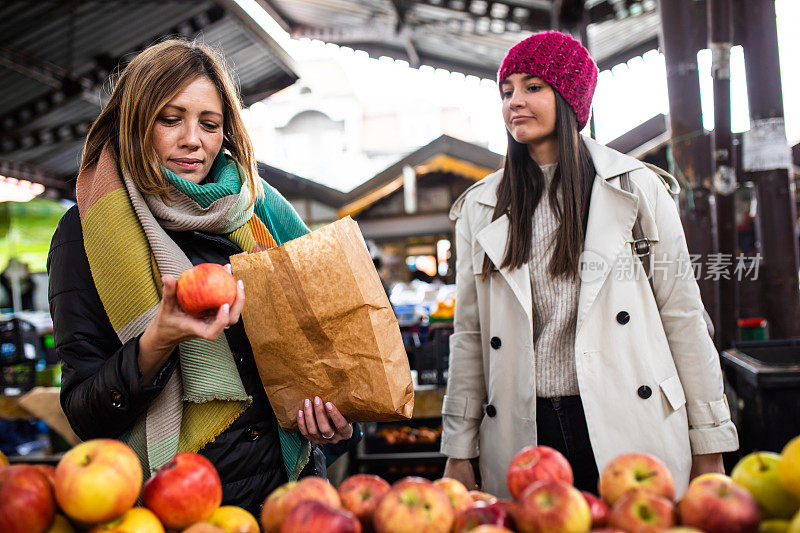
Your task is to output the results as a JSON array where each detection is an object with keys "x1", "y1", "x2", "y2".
[{"x1": 536, "y1": 395, "x2": 600, "y2": 494}]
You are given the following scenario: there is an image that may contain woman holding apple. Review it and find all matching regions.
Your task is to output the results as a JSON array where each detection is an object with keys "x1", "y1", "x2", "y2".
[
  {"x1": 47, "y1": 39, "x2": 358, "y2": 515},
  {"x1": 441, "y1": 31, "x2": 739, "y2": 499}
]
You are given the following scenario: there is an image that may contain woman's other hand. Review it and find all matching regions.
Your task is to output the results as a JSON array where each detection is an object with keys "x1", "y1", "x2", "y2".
[
  {"x1": 444, "y1": 457, "x2": 478, "y2": 490},
  {"x1": 689, "y1": 452, "x2": 725, "y2": 480},
  {"x1": 139, "y1": 264, "x2": 244, "y2": 384},
  {"x1": 297, "y1": 397, "x2": 353, "y2": 445}
]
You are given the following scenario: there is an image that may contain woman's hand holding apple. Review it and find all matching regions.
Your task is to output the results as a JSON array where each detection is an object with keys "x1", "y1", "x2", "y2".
[
  {"x1": 138, "y1": 264, "x2": 245, "y2": 385},
  {"x1": 297, "y1": 397, "x2": 354, "y2": 444}
]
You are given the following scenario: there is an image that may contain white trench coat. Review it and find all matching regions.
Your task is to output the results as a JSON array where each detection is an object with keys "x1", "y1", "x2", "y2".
[{"x1": 440, "y1": 136, "x2": 739, "y2": 499}]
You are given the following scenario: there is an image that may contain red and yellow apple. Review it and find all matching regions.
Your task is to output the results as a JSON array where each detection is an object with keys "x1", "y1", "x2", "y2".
[
  {"x1": 433, "y1": 478, "x2": 473, "y2": 513},
  {"x1": 176, "y1": 263, "x2": 237, "y2": 318},
  {"x1": 373, "y1": 479, "x2": 454, "y2": 533},
  {"x1": 142, "y1": 452, "x2": 222, "y2": 531},
  {"x1": 678, "y1": 473, "x2": 760, "y2": 533},
  {"x1": 0, "y1": 464, "x2": 56, "y2": 533},
  {"x1": 281, "y1": 500, "x2": 362, "y2": 533},
  {"x1": 55, "y1": 439, "x2": 141, "y2": 524},
  {"x1": 598, "y1": 452, "x2": 675, "y2": 505},
  {"x1": 338, "y1": 474, "x2": 391, "y2": 531},
  {"x1": 506, "y1": 445, "x2": 573, "y2": 500},
  {"x1": 393, "y1": 476, "x2": 433, "y2": 488},
  {"x1": 260, "y1": 476, "x2": 341, "y2": 533},
  {"x1": 581, "y1": 491, "x2": 610, "y2": 528},
  {"x1": 732, "y1": 451, "x2": 800, "y2": 519},
  {"x1": 182, "y1": 523, "x2": 227, "y2": 533},
  {"x1": 469, "y1": 491, "x2": 498, "y2": 506},
  {"x1": 780, "y1": 436, "x2": 800, "y2": 500},
  {"x1": 469, "y1": 527, "x2": 514, "y2": 533},
  {"x1": 510, "y1": 480, "x2": 591, "y2": 533},
  {"x1": 452, "y1": 501, "x2": 514, "y2": 532},
  {"x1": 206, "y1": 505, "x2": 259, "y2": 533},
  {"x1": 607, "y1": 488, "x2": 675, "y2": 532},
  {"x1": 88, "y1": 507, "x2": 164, "y2": 533}
]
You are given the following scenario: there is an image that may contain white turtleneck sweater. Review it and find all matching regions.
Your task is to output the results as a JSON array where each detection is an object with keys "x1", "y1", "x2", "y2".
[{"x1": 530, "y1": 164, "x2": 581, "y2": 397}]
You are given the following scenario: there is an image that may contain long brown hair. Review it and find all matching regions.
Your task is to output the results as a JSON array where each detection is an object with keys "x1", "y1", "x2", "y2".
[
  {"x1": 81, "y1": 38, "x2": 262, "y2": 205},
  {"x1": 481, "y1": 92, "x2": 596, "y2": 281}
]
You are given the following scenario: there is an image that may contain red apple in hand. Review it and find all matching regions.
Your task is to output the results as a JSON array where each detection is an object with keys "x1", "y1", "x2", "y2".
[
  {"x1": 581, "y1": 491, "x2": 610, "y2": 528},
  {"x1": 0, "y1": 465, "x2": 56, "y2": 533},
  {"x1": 373, "y1": 479, "x2": 455, "y2": 533},
  {"x1": 338, "y1": 474, "x2": 391, "y2": 532},
  {"x1": 506, "y1": 445, "x2": 573, "y2": 500},
  {"x1": 678, "y1": 473, "x2": 760, "y2": 533},
  {"x1": 608, "y1": 488, "x2": 675, "y2": 532},
  {"x1": 177, "y1": 263, "x2": 237, "y2": 318},
  {"x1": 598, "y1": 452, "x2": 675, "y2": 505},
  {"x1": 55, "y1": 439, "x2": 142, "y2": 524},
  {"x1": 282, "y1": 500, "x2": 361, "y2": 533},
  {"x1": 142, "y1": 452, "x2": 222, "y2": 530},
  {"x1": 261, "y1": 477, "x2": 341, "y2": 533},
  {"x1": 510, "y1": 480, "x2": 591, "y2": 533},
  {"x1": 434, "y1": 478, "x2": 473, "y2": 513}
]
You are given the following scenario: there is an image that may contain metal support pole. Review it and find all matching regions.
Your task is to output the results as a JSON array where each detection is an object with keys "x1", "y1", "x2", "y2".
[
  {"x1": 658, "y1": 0, "x2": 720, "y2": 345},
  {"x1": 708, "y1": 0, "x2": 737, "y2": 348},
  {"x1": 737, "y1": 0, "x2": 800, "y2": 338}
]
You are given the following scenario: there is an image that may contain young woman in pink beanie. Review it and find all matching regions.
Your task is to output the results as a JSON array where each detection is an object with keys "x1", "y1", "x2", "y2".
[{"x1": 440, "y1": 31, "x2": 738, "y2": 498}]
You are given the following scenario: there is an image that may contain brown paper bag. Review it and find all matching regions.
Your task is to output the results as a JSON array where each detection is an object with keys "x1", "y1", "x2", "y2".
[{"x1": 230, "y1": 216, "x2": 414, "y2": 429}]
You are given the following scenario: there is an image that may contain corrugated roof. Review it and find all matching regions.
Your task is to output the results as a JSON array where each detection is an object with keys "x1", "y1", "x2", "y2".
[
  {"x1": 269, "y1": 0, "x2": 661, "y2": 78},
  {"x1": 0, "y1": 0, "x2": 299, "y2": 196}
]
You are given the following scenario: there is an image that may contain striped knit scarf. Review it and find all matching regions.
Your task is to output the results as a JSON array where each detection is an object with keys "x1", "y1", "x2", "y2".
[{"x1": 76, "y1": 146, "x2": 310, "y2": 479}]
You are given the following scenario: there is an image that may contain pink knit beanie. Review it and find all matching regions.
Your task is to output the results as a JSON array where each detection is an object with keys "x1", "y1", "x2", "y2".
[{"x1": 497, "y1": 31, "x2": 598, "y2": 130}]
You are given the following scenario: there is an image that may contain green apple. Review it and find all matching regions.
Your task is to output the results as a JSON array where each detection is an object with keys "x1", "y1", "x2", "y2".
[
  {"x1": 789, "y1": 509, "x2": 800, "y2": 533},
  {"x1": 733, "y1": 451, "x2": 800, "y2": 519},
  {"x1": 781, "y1": 436, "x2": 800, "y2": 500},
  {"x1": 761, "y1": 519, "x2": 791, "y2": 533}
]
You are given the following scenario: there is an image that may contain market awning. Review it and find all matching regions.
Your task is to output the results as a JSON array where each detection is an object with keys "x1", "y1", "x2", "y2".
[{"x1": 0, "y1": 1, "x2": 300, "y2": 199}]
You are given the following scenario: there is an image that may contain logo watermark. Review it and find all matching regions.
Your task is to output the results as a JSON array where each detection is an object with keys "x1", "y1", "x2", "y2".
[{"x1": 579, "y1": 248, "x2": 762, "y2": 283}]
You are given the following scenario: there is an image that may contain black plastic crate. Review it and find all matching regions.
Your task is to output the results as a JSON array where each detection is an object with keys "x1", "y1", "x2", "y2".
[
  {"x1": 721, "y1": 339, "x2": 800, "y2": 454},
  {"x1": 0, "y1": 318, "x2": 44, "y2": 393},
  {"x1": 413, "y1": 325, "x2": 452, "y2": 386}
]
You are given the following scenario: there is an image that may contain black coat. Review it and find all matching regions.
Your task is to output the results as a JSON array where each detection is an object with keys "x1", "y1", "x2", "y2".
[{"x1": 48, "y1": 206, "x2": 356, "y2": 515}]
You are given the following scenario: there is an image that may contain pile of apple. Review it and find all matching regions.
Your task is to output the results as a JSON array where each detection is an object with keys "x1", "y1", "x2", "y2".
[
  {"x1": 0, "y1": 438, "x2": 260, "y2": 533},
  {"x1": 258, "y1": 435, "x2": 800, "y2": 533},
  {"x1": 3, "y1": 433, "x2": 800, "y2": 533}
]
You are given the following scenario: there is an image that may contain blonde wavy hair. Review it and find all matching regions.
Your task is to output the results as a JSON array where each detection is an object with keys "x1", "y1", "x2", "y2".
[{"x1": 81, "y1": 38, "x2": 262, "y2": 204}]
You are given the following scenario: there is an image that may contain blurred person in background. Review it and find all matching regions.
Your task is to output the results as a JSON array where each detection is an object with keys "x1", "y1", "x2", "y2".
[
  {"x1": 441, "y1": 31, "x2": 738, "y2": 498},
  {"x1": 47, "y1": 39, "x2": 358, "y2": 515}
]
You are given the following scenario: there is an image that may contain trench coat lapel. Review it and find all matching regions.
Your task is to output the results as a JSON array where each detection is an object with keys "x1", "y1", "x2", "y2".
[
  {"x1": 576, "y1": 136, "x2": 646, "y2": 336},
  {"x1": 476, "y1": 214, "x2": 533, "y2": 322}
]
